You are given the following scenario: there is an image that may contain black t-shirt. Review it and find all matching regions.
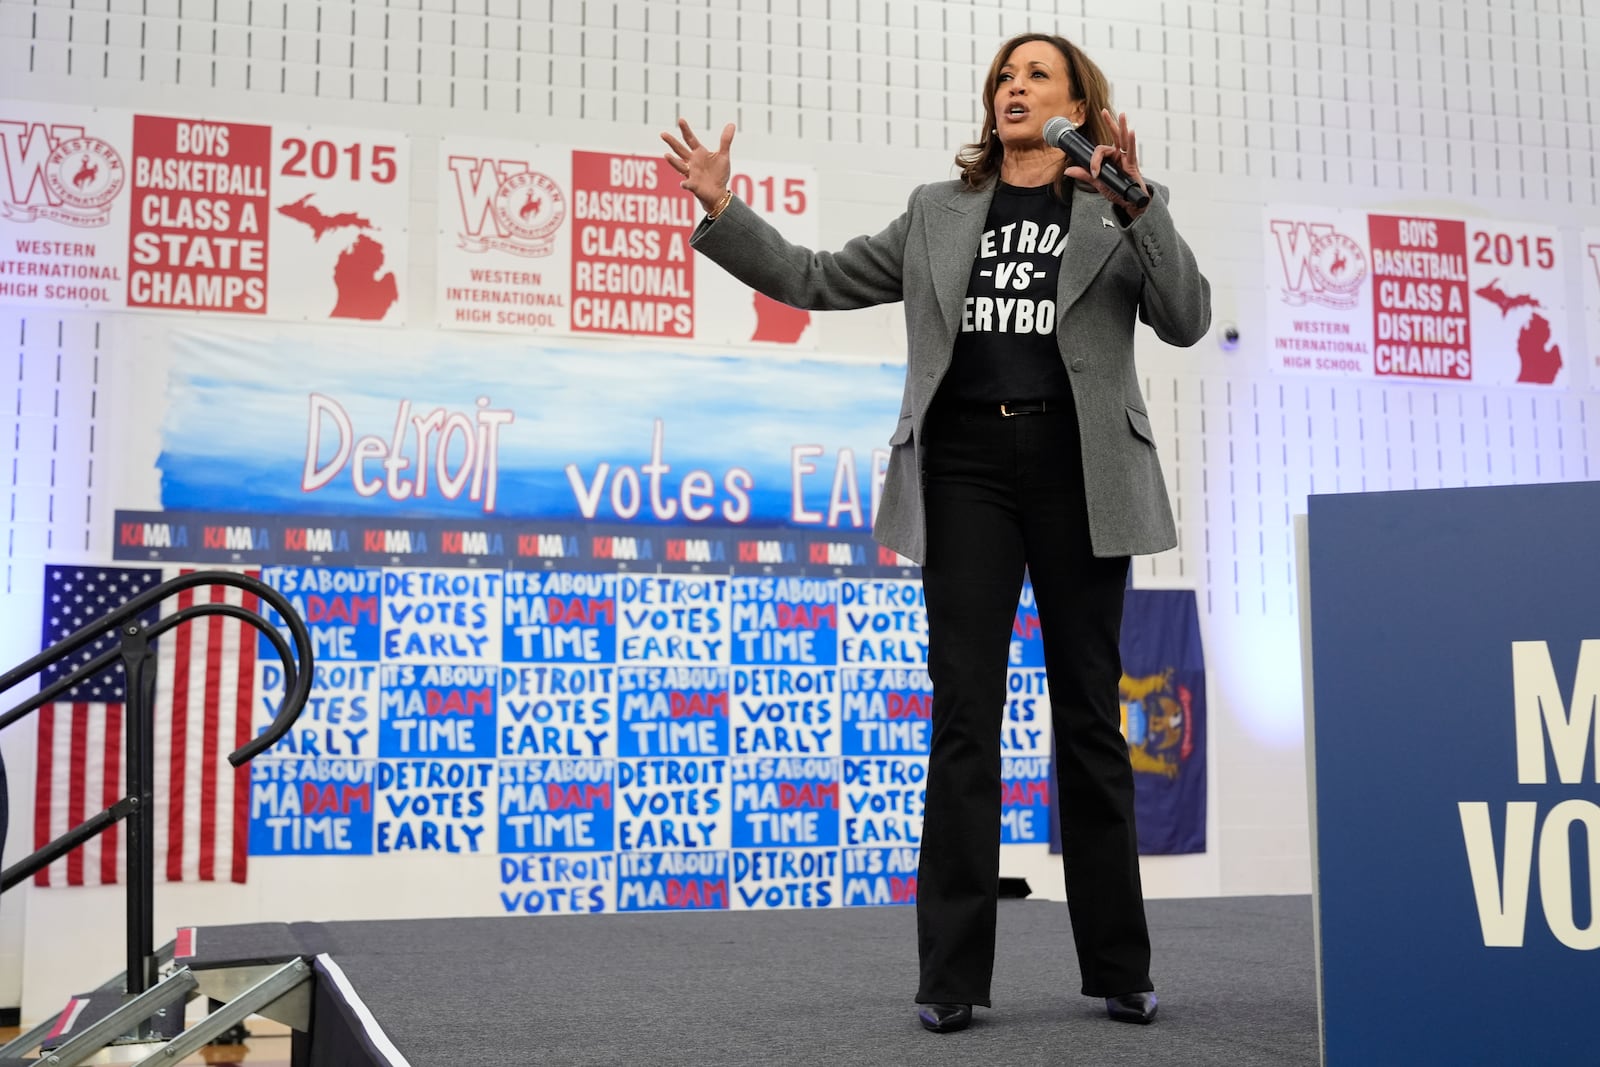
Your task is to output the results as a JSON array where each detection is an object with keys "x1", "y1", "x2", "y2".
[{"x1": 938, "y1": 182, "x2": 1074, "y2": 405}]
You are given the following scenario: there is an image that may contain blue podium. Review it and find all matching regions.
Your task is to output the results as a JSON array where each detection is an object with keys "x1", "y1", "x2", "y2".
[{"x1": 1302, "y1": 481, "x2": 1599, "y2": 1066}]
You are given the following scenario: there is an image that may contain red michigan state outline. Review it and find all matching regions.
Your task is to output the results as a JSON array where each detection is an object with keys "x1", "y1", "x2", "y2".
[
  {"x1": 751, "y1": 293, "x2": 810, "y2": 343},
  {"x1": 330, "y1": 234, "x2": 399, "y2": 321}
]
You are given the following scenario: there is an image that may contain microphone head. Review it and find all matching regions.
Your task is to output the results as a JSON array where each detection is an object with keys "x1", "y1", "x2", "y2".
[{"x1": 1042, "y1": 116, "x2": 1076, "y2": 147}]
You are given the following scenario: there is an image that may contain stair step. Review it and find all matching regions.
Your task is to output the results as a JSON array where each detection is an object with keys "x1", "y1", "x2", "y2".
[
  {"x1": 130, "y1": 958, "x2": 311, "y2": 1065},
  {"x1": 174, "y1": 921, "x2": 328, "y2": 970},
  {"x1": 0, "y1": 942, "x2": 179, "y2": 1065},
  {"x1": 4, "y1": 930, "x2": 312, "y2": 1065},
  {"x1": 38, "y1": 977, "x2": 192, "y2": 1055},
  {"x1": 4, "y1": 958, "x2": 308, "y2": 1066}
]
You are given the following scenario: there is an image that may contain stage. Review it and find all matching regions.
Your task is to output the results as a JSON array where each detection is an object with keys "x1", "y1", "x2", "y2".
[{"x1": 186, "y1": 894, "x2": 1318, "y2": 1066}]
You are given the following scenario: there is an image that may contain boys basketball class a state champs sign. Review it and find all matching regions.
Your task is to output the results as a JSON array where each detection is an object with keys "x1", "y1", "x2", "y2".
[{"x1": 0, "y1": 100, "x2": 411, "y2": 324}]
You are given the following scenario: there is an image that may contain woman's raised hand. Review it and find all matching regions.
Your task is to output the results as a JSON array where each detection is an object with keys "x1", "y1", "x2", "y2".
[
  {"x1": 1063, "y1": 108, "x2": 1150, "y2": 218},
  {"x1": 662, "y1": 119, "x2": 736, "y2": 215}
]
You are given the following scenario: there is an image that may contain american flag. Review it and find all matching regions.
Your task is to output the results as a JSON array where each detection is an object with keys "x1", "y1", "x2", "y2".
[{"x1": 34, "y1": 566, "x2": 259, "y2": 886}]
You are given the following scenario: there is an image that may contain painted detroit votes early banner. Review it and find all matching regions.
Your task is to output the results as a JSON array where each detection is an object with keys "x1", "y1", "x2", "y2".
[{"x1": 97, "y1": 329, "x2": 1204, "y2": 913}]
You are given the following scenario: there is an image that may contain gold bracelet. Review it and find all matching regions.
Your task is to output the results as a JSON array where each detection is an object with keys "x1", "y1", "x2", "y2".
[{"x1": 706, "y1": 188, "x2": 734, "y2": 220}]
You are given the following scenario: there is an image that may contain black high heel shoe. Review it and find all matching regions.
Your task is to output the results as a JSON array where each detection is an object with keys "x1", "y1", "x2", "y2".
[
  {"x1": 917, "y1": 1003, "x2": 973, "y2": 1033},
  {"x1": 1105, "y1": 991, "x2": 1158, "y2": 1024}
]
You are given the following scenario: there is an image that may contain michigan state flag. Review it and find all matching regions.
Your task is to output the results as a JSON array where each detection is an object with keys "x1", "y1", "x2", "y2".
[{"x1": 1050, "y1": 588, "x2": 1206, "y2": 855}]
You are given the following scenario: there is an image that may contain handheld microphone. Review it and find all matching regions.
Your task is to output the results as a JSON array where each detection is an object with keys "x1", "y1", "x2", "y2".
[{"x1": 1042, "y1": 116, "x2": 1150, "y2": 209}]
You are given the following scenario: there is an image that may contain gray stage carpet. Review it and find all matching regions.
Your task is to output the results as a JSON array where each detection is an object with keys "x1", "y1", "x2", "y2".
[{"x1": 318, "y1": 894, "x2": 1319, "y2": 1066}]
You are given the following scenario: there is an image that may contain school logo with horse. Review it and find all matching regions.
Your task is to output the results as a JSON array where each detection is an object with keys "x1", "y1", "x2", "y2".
[{"x1": 0, "y1": 119, "x2": 125, "y2": 227}]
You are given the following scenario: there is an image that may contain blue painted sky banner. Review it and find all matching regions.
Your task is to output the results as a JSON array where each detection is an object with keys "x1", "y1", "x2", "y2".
[
  {"x1": 1049, "y1": 589, "x2": 1207, "y2": 856},
  {"x1": 154, "y1": 330, "x2": 905, "y2": 532}
]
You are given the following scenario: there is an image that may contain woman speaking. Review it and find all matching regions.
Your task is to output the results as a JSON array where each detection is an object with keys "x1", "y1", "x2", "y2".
[{"x1": 664, "y1": 31, "x2": 1210, "y2": 1035}]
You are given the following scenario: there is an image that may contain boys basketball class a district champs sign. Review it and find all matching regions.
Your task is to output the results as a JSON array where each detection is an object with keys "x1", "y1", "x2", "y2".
[{"x1": 1264, "y1": 206, "x2": 1578, "y2": 388}]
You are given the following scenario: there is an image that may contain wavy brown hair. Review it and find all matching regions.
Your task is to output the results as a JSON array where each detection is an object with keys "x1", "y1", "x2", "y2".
[{"x1": 955, "y1": 33, "x2": 1115, "y2": 195}]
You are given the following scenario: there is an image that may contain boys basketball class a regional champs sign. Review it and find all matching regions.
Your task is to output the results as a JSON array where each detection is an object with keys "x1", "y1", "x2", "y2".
[
  {"x1": 436, "y1": 136, "x2": 818, "y2": 347},
  {"x1": 1265, "y1": 206, "x2": 1573, "y2": 388},
  {"x1": 0, "y1": 101, "x2": 410, "y2": 324}
]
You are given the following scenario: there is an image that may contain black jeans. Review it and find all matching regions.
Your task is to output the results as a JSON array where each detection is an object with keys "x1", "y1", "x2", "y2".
[{"x1": 914, "y1": 398, "x2": 1152, "y2": 1006}]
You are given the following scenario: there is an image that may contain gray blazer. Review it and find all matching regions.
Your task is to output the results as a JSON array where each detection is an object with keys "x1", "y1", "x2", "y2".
[{"x1": 690, "y1": 178, "x2": 1211, "y2": 564}]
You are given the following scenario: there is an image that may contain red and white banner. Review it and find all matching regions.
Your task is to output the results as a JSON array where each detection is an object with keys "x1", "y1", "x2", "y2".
[
  {"x1": 267, "y1": 125, "x2": 408, "y2": 325},
  {"x1": 1, "y1": 101, "x2": 409, "y2": 324},
  {"x1": 1584, "y1": 227, "x2": 1600, "y2": 388},
  {"x1": 696, "y1": 159, "x2": 820, "y2": 346},
  {"x1": 0, "y1": 103, "x2": 132, "y2": 310},
  {"x1": 127, "y1": 115, "x2": 272, "y2": 315},
  {"x1": 1265, "y1": 206, "x2": 1570, "y2": 388},
  {"x1": 437, "y1": 137, "x2": 819, "y2": 346}
]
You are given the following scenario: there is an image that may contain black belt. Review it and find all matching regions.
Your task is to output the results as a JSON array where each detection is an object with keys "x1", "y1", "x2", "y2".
[{"x1": 941, "y1": 399, "x2": 1057, "y2": 417}]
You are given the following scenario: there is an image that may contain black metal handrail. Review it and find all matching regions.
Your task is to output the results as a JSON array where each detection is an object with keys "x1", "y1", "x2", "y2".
[{"x1": 0, "y1": 569, "x2": 314, "y2": 1001}]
